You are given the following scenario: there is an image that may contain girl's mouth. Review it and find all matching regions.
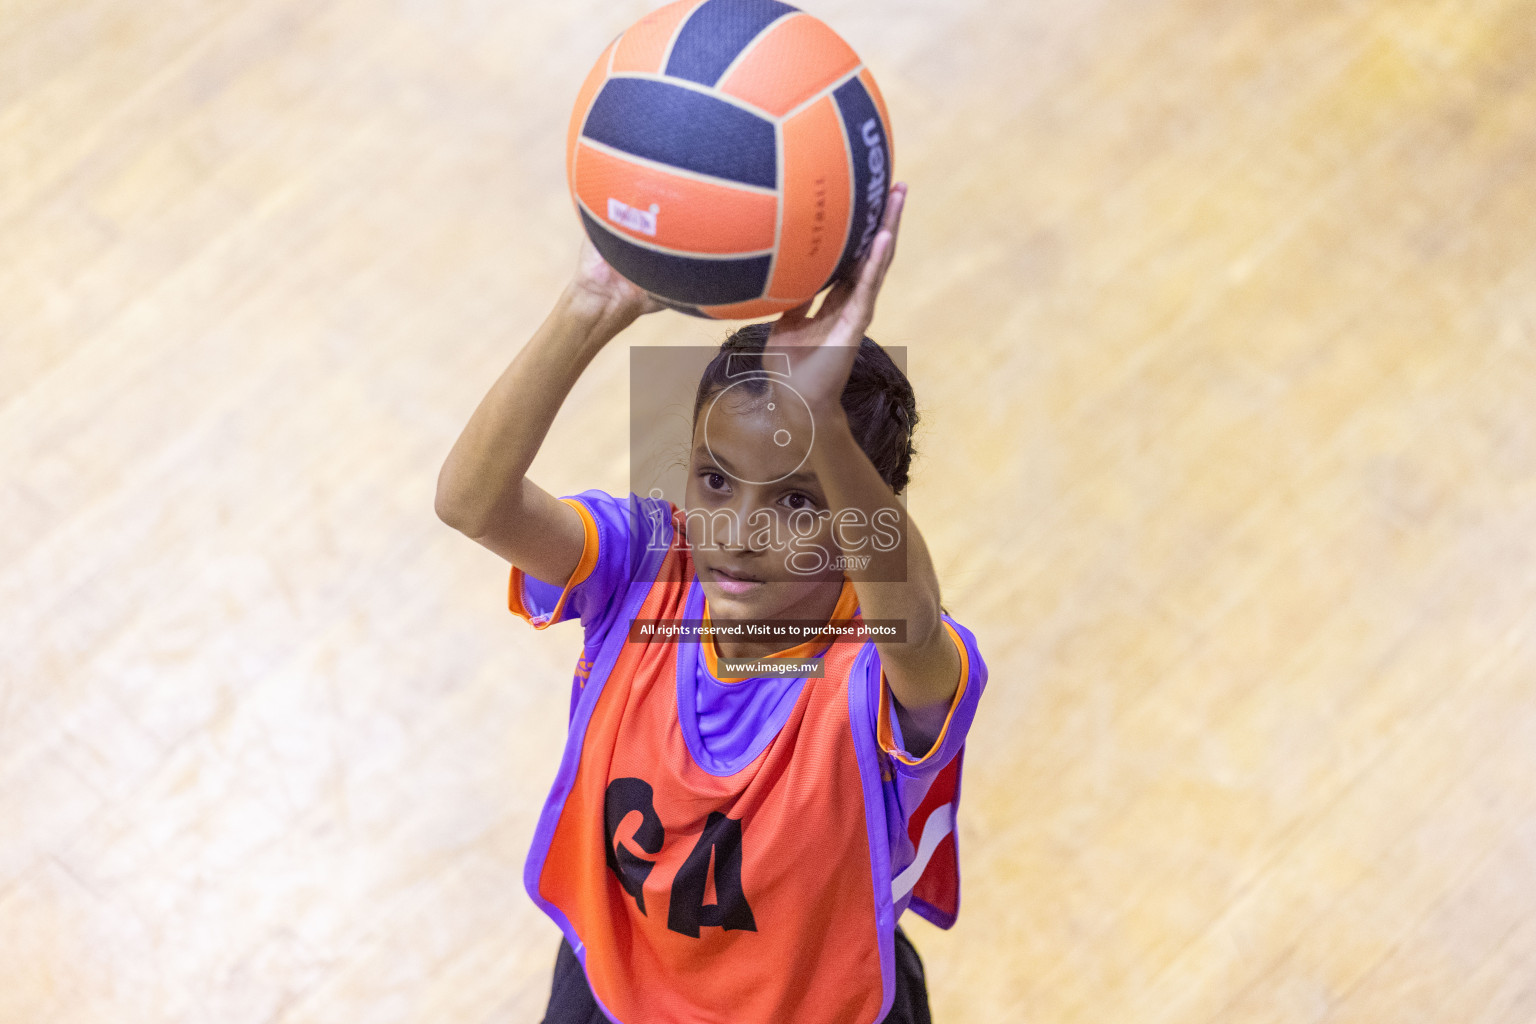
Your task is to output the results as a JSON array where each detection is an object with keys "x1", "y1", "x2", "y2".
[{"x1": 711, "y1": 567, "x2": 763, "y2": 596}]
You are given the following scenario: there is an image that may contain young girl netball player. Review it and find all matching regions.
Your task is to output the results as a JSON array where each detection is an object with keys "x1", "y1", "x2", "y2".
[{"x1": 436, "y1": 182, "x2": 987, "y2": 1024}]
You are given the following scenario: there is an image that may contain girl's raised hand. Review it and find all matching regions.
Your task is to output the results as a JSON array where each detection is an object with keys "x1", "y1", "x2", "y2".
[
  {"x1": 566, "y1": 236, "x2": 664, "y2": 322},
  {"x1": 764, "y1": 182, "x2": 908, "y2": 417}
]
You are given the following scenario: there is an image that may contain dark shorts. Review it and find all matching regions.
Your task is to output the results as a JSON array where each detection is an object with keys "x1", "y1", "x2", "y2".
[{"x1": 539, "y1": 927, "x2": 933, "y2": 1024}]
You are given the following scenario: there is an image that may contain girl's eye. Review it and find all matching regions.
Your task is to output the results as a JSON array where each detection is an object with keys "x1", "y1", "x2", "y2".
[
  {"x1": 782, "y1": 492, "x2": 815, "y2": 511},
  {"x1": 702, "y1": 471, "x2": 727, "y2": 491}
]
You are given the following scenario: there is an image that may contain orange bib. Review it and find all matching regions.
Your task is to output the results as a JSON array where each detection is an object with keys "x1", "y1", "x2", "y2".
[{"x1": 524, "y1": 505, "x2": 901, "y2": 1024}]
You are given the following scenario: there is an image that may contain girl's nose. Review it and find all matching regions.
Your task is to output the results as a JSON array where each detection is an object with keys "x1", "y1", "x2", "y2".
[
  {"x1": 721, "y1": 497, "x2": 767, "y2": 554},
  {"x1": 720, "y1": 500, "x2": 750, "y2": 551}
]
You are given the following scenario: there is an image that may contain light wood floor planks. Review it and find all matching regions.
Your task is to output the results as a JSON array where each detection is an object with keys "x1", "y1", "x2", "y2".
[{"x1": 3, "y1": 0, "x2": 1535, "y2": 1021}]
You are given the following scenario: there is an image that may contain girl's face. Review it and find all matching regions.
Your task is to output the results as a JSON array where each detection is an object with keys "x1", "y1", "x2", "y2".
[{"x1": 686, "y1": 380, "x2": 845, "y2": 623}]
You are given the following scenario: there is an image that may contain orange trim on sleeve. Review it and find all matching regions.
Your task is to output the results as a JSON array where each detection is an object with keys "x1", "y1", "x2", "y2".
[
  {"x1": 507, "y1": 498, "x2": 600, "y2": 629},
  {"x1": 877, "y1": 619, "x2": 969, "y2": 766}
]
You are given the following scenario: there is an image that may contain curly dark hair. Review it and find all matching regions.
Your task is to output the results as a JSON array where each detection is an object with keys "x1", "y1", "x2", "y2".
[{"x1": 690, "y1": 321, "x2": 920, "y2": 494}]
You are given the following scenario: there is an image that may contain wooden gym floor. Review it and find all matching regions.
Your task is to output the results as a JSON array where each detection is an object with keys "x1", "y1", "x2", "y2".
[{"x1": 4, "y1": 0, "x2": 1535, "y2": 1020}]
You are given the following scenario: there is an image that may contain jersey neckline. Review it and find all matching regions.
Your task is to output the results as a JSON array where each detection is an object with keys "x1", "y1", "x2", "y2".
[
  {"x1": 698, "y1": 574, "x2": 859, "y2": 682},
  {"x1": 677, "y1": 573, "x2": 864, "y2": 777}
]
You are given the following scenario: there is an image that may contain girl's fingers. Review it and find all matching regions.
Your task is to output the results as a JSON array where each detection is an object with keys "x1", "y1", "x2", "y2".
[
  {"x1": 881, "y1": 183, "x2": 906, "y2": 266},
  {"x1": 770, "y1": 299, "x2": 815, "y2": 341},
  {"x1": 820, "y1": 276, "x2": 856, "y2": 314},
  {"x1": 872, "y1": 184, "x2": 906, "y2": 280},
  {"x1": 849, "y1": 225, "x2": 895, "y2": 316},
  {"x1": 777, "y1": 183, "x2": 907, "y2": 343},
  {"x1": 779, "y1": 298, "x2": 814, "y2": 324},
  {"x1": 886, "y1": 182, "x2": 907, "y2": 232},
  {"x1": 846, "y1": 183, "x2": 907, "y2": 318}
]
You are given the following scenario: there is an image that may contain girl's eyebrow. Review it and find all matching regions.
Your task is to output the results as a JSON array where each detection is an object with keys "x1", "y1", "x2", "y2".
[{"x1": 693, "y1": 446, "x2": 820, "y2": 490}]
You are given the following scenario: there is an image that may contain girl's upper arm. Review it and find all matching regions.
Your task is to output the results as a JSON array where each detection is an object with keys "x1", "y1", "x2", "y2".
[
  {"x1": 875, "y1": 617, "x2": 987, "y2": 775},
  {"x1": 468, "y1": 478, "x2": 587, "y2": 587}
]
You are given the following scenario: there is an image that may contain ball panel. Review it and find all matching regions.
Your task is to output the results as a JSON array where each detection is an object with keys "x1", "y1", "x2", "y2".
[
  {"x1": 698, "y1": 296, "x2": 806, "y2": 319},
  {"x1": 573, "y1": 141, "x2": 779, "y2": 254},
  {"x1": 716, "y1": 14, "x2": 861, "y2": 118},
  {"x1": 662, "y1": 0, "x2": 800, "y2": 87},
  {"x1": 582, "y1": 77, "x2": 778, "y2": 190},
  {"x1": 611, "y1": 0, "x2": 708, "y2": 76},
  {"x1": 566, "y1": 37, "x2": 618, "y2": 193},
  {"x1": 768, "y1": 95, "x2": 851, "y2": 302},
  {"x1": 858, "y1": 67, "x2": 894, "y2": 167},
  {"x1": 828, "y1": 75, "x2": 891, "y2": 286},
  {"x1": 578, "y1": 206, "x2": 772, "y2": 306}
]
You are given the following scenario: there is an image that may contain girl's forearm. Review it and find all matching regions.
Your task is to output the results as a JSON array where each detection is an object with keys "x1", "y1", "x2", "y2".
[
  {"x1": 434, "y1": 284, "x2": 637, "y2": 536},
  {"x1": 806, "y1": 406, "x2": 957, "y2": 712}
]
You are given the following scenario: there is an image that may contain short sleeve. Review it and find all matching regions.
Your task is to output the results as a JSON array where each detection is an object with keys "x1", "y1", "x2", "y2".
[
  {"x1": 508, "y1": 489, "x2": 671, "y2": 641},
  {"x1": 873, "y1": 616, "x2": 986, "y2": 780}
]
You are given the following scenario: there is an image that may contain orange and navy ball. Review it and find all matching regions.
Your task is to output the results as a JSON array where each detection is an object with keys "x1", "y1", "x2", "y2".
[{"x1": 566, "y1": 0, "x2": 895, "y2": 319}]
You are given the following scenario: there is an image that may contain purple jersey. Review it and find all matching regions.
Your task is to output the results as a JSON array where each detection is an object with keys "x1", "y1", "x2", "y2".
[{"x1": 510, "y1": 489, "x2": 987, "y2": 930}]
